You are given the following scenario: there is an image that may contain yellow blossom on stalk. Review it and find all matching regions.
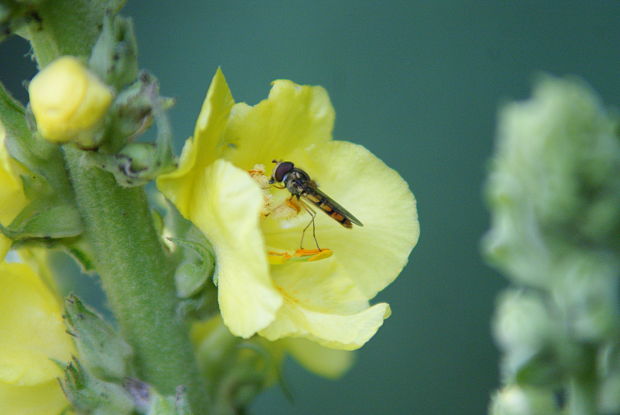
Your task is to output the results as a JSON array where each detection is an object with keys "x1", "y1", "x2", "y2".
[
  {"x1": 28, "y1": 56, "x2": 113, "y2": 146},
  {"x1": 0, "y1": 121, "x2": 28, "y2": 260},
  {"x1": 0, "y1": 258, "x2": 74, "y2": 415},
  {"x1": 158, "y1": 69, "x2": 419, "y2": 350}
]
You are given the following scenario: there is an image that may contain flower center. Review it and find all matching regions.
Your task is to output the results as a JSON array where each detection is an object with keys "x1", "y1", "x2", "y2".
[
  {"x1": 248, "y1": 164, "x2": 302, "y2": 221},
  {"x1": 248, "y1": 164, "x2": 333, "y2": 264}
]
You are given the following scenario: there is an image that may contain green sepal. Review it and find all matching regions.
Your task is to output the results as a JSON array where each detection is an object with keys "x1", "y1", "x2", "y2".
[
  {"x1": 60, "y1": 358, "x2": 135, "y2": 415},
  {"x1": 64, "y1": 294, "x2": 134, "y2": 381},
  {"x1": 0, "y1": 197, "x2": 82, "y2": 240},
  {"x1": 0, "y1": 83, "x2": 67, "y2": 189},
  {"x1": 63, "y1": 236, "x2": 97, "y2": 274},
  {"x1": 89, "y1": 13, "x2": 138, "y2": 91},
  {"x1": 89, "y1": 72, "x2": 177, "y2": 186},
  {"x1": 102, "y1": 73, "x2": 157, "y2": 152},
  {"x1": 168, "y1": 236, "x2": 216, "y2": 297},
  {"x1": 6, "y1": 108, "x2": 69, "y2": 181},
  {"x1": 0, "y1": 81, "x2": 29, "y2": 143},
  {"x1": 1, "y1": 83, "x2": 83, "y2": 245},
  {"x1": 175, "y1": 262, "x2": 210, "y2": 299}
]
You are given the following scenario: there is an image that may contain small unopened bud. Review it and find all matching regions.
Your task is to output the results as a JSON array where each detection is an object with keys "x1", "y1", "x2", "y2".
[
  {"x1": 175, "y1": 261, "x2": 210, "y2": 298},
  {"x1": 61, "y1": 358, "x2": 134, "y2": 414},
  {"x1": 28, "y1": 56, "x2": 113, "y2": 147},
  {"x1": 90, "y1": 15, "x2": 138, "y2": 90},
  {"x1": 64, "y1": 294, "x2": 133, "y2": 380},
  {"x1": 117, "y1": 142, "x2": 158, "y2": 176}
]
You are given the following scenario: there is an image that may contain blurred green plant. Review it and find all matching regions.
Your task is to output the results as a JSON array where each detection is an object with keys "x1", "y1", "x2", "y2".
[{"x1": 485, "y1": 76, "x2": 620, "y2": 415}]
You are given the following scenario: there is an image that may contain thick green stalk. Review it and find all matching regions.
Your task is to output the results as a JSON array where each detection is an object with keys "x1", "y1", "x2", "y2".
[
  {"x1": 22, "y1": 2, "x2": 208, "y2": 411},
  {"x1": 64, "y1": 146, "x2": 208, "y2": 412}
]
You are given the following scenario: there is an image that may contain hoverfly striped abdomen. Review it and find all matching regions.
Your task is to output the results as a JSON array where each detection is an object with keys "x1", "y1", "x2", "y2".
[{"x1": 302, "y1": 187, "x2": 354, "y2": 228}]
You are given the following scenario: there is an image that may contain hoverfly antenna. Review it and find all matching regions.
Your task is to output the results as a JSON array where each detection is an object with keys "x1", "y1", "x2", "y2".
[{"x1": 272, "y1": 159, "x2": 278, "y2": 164}]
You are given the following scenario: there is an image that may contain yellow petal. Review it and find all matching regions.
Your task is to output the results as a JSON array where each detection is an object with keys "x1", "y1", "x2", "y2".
[
  {"x1": 28, "y1": 56, "x2": 113, "y2": 145},
  {"x1": 262, "y1": 301, "x2": 390, "y2": 351},
  {"x1": 157, "y1": 68, "x2": 235, "y2": 216},
  {"x1": 259, "y1": 260, "x2": 391, "y2": 350},
  {"x1": 224, "y1": 80, "x2": 334, "y2": 170},
  {"x1": 0, "y1": 262, "x2": 72, "y2": 385},
  {"x1": 18, "y1": 248, "x2": 59, "y2": 297},
  {"x1": 279, "y1": 337, "x2": 355, "y2": 379},
  {"x1": 0, "y1": 379, "x2": 68, "y2": 415},
  {"x1": 263, "y1": 140, "x2": 419, "y2": 298},
  {"x1": 187, "y1": 159, "x2": 282, "y2": 337},
  {"x1": 271, "y1": 260, "x2": 369, "y2": 313}
]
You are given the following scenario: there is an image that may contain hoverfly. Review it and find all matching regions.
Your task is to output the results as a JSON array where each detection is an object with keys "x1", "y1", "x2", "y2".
[{"x1": 269, "y1": 160, "x2": 363, "y2": 249}]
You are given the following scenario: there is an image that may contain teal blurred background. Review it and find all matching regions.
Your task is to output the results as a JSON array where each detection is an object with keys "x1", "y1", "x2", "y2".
[{"x1": 3, "y1": 1, "x2": 620, "y2": 414}]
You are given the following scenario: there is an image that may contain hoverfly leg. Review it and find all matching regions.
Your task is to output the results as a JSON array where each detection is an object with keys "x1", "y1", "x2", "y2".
[{"x1": 300, "y1": 201, "x2": 321, "y2": 251}]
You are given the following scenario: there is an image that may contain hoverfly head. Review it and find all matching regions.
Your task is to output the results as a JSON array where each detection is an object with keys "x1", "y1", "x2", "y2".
[{"x1": 270, "y1": 161, "x2": 295, "y2": 184}]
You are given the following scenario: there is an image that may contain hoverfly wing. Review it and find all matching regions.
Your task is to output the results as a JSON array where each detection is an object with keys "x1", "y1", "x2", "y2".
[{"x1": 301, "y1": 185, "x2": 364, "y2": 228}]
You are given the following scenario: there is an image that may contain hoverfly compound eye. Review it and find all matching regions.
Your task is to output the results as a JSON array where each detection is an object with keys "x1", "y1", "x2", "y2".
[{"x1": 273, "y1": 161, "x2": 295, "y2": 182}]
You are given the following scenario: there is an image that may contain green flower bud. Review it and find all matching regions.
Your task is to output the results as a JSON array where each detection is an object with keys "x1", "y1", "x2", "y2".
[
  {"x1": 105, "y1": 75, "x2": 156, "y2": 148},
  {"x1": 117, "y1": 142, "x2": 159, "y2": 176},
  {"x1": 61, "y1": 358, "x2": 134, "y2": 415},
  {"x1": 494, "y1": 290, "x2": 564, "y2": 385},
  {"x1": 64, "y1": 294, "x2": 133, "y2": 380},
  {"x1": 489, "y1": 385, "x2": 559, "y2": 415},
  {"x1": 495, "y1": 291, "x2": 556, "y2": 362},
  {"x1": 170, "y1": 236, "x2": 215, "y2": 298},
  {"x1": 175, "y1": 261, "x2": 210, "y2": 298},
  {"x1": 550, "y1": 252, "x2": 619, "y2": 342},
  {"x1": 90, "y1": 14, "x2": 138, "y2": 90}
]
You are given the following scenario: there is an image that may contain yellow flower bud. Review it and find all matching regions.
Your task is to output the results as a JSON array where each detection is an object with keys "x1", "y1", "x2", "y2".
[{"x1": 29, "y1": 56, "x2": 113, "y2": 146}]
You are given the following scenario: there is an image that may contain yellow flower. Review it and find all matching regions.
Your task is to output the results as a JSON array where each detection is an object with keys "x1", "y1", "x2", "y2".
[
  {"x1": 0, "y1": 121, "x2": 28, "y2": 260},
  {"x1": 28, "y1": 56, "x2": 113, "y2": 146},
  {"x1": 0, "y1": 258, "x2": 74, "y2": 415},
  {"x1": 158, "y1": 69, "x2": 419, "y2": 350}
]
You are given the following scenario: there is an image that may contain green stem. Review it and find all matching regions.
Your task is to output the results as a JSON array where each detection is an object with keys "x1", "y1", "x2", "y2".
[
  {"x1": 63, "y1": 146, "x2": 208, "y2": 412},
  {"x1": 22, "y1": 2, "x2": 208, "y2": 411}
]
